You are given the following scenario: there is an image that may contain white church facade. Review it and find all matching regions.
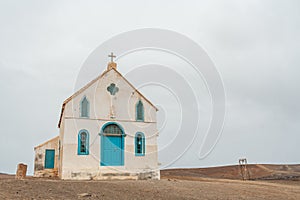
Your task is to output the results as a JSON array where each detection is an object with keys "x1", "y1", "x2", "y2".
[{"x1": 34, "y1": 55, "x2": 160, "y2": 180}]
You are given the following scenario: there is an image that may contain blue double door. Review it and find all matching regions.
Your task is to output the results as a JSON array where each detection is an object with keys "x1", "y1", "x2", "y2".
[{"x1": 101, "y1": 135, "x2": 124, "y2": 166}]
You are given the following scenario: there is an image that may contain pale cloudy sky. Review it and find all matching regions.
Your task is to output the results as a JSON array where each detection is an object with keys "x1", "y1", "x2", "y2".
[{"x1": 0, "y1": 0, "x2": 299, "y2": 174}]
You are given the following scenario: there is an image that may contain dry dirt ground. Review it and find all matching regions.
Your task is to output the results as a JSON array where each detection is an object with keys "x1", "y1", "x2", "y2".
[{"x1": 1, "y1": 164, "x2": 300, "y2": 200}]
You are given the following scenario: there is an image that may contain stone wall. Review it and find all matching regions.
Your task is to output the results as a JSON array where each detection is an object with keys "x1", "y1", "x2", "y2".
[{"x1": 15, "y1": 163, "x2": 27, "y2": 179}]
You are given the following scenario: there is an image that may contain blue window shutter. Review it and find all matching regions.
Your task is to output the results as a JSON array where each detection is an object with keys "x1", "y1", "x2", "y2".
[
  {"x1": 78, "y1": 130, "x2": 89, "y2": 155},
  {"x1": 135, "y1": 132, "x2": 145, "y2": 156}
]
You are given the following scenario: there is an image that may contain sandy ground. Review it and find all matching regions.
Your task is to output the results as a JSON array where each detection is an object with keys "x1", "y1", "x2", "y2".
[
  {"x1": 1, "y1": 165, "x2": 300, "y2": 199},
  {"x1": 0, "y1": 176, "x2": 299, "y2": 199}
]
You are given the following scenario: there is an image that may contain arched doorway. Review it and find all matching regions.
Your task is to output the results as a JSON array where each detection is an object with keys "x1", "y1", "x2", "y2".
[{"x1": 100, "y1": 123, "x2": 125, "y2": 166}]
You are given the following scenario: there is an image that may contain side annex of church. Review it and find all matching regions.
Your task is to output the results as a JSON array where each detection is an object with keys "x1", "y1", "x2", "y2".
[{"x1": 34, "y1": 55, "x2": 160, "y2": 180}]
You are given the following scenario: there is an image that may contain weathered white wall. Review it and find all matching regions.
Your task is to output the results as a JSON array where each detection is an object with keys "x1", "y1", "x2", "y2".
[
  {"x1": 34, "y1": 136, "x2": 59, "y2": 177},
  {"x1": 60, "y1": 69, "x2": 159, "y2": 180}
]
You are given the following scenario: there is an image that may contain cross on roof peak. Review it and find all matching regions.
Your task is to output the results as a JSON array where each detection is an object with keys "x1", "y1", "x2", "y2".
[
  {"x1": 108, "y1": 52, "x2": 116, "y2": 62},
  {"x1": 107, "y1": 52, "x2": 117, "y2": 70}
]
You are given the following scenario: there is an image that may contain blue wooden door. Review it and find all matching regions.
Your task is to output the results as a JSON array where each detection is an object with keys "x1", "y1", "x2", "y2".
[
  {"x1": 45, "y1": 149, "x2": 55, "y2": 169},
  {"x1": 101, "y1": 136, "x2": 123, "y2": 166}
]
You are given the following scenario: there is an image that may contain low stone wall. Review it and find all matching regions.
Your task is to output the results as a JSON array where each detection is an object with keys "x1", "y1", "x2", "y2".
[{"x1": 34, "y1": 169, "x2": 58, "y2": 178}]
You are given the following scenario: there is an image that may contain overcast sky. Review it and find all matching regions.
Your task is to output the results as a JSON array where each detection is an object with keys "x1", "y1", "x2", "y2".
[{"x1": 0, "y1": 0, "x2": 299, "y2": 175}]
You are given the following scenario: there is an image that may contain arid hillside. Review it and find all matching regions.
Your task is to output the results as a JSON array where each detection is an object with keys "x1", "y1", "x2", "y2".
[{"x1": 161, "y1": 164, "x2": 300, "y2": 180}]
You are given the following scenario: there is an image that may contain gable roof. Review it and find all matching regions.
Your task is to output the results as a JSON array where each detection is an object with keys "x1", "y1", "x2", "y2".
[
  {"x1": 34, "y1": 136, "x2": 59, "y2": 150},
  {"x1": 58, "y1": 68, "x2": 158, "y2": 128}
]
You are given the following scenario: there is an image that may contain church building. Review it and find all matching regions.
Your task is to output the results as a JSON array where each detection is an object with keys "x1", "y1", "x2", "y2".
[{"x1": 34, "y1": 54, "x2": 160, "y2": 180}]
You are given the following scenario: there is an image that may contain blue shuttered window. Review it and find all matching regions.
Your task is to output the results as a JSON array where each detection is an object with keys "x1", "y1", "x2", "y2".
[
  {"x1": 135, "y1": 132, "x2": 145, "y2": 156},
  {"x1": 78, "y1": 130, "x2": 89, "y2": 155}
]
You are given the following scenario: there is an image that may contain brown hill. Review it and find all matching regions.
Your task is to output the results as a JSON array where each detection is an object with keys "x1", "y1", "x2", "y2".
[{"x1": 161, "y1": 164, "x2": 300, "y2": 180}]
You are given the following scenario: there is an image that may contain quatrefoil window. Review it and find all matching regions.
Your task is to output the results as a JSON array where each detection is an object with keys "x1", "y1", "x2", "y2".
[{"x1": 107, "y1": 83, "x2": 119, "y2": 95}]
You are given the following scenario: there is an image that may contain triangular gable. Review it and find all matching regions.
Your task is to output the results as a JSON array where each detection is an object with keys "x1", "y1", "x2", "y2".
[
  {"x1": 34, "y1": 136, "x2": 59, "y2": 150},
  {"x1": 58, "y1": 68, "x2": 158, "y2": 128}
]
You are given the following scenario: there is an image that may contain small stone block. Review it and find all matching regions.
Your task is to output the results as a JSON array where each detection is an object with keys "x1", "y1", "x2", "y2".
[{"x1": 16, "y1": 163, "x2": 27, "y2": 179}]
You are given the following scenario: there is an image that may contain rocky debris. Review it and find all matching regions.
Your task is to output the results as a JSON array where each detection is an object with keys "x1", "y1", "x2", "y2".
[
  {"x1": 138, "y1": 170, "x2": 160, "y2": 180},
  {"x1": 256, "y1": 174, "x2": 300, "y2": 180},
  {"x1": 77, "y1": 193, "x2": 92, "y2": 198}
]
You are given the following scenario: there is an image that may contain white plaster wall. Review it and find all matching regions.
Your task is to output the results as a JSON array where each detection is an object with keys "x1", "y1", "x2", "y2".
[
  {"x1": 34, "y1": 137, "x2": 59, "y2": 177},
  {"x1": 64, "y1": 70, "x2": 157, "y2": 121},
  {"x1": 60, "y1": 69, "x2": 159, "y2": 179}
]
